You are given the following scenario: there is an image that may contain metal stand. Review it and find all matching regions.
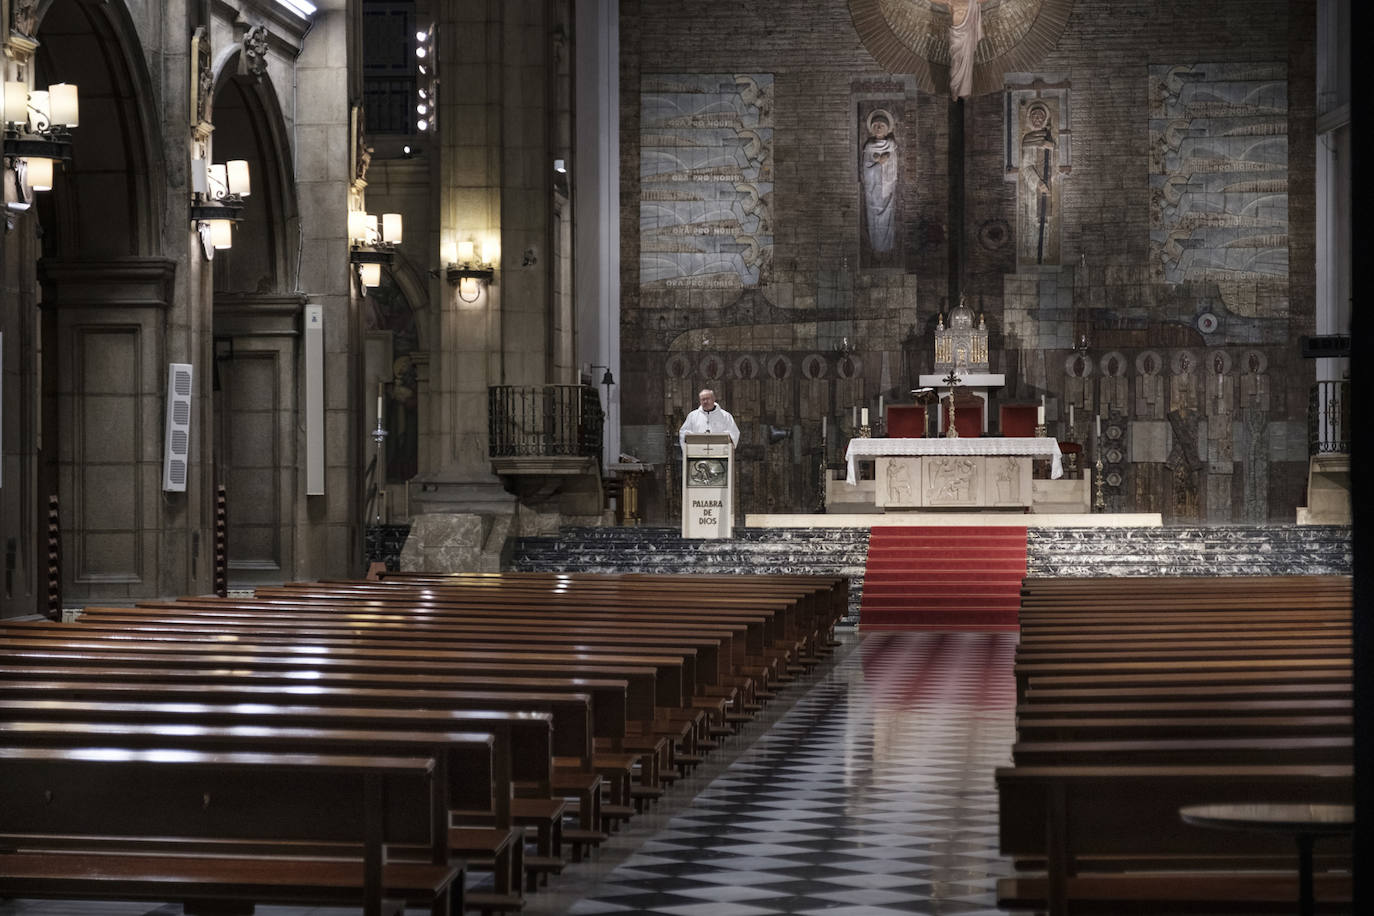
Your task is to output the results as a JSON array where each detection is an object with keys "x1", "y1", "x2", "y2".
[
  {"x1": 941, "y1": 369, "x2": 964, "y2": 438},
  {"x1": 817, "y1": 425, "x2": 828, "y2": 513},
  {"x1": 372, "y1": 419, "x2": 388, "y2": 524},
  {"x1": 1094, "y1": 432, "x2": 1106, "y2": 511}
]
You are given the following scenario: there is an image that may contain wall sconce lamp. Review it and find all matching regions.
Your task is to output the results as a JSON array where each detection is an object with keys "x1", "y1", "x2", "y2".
[
  {"x1": 349, "y1": 209, "x2": 402, "y2": 288},
  {"x1": 3, "y1": 80, "x2": 78, "y2": 198},
  {"x1": 190, "y1": 157, "x2": 251, "y2": 254},
  {"x1": 445, "y1": 239, "x2": 495, "y2": 302}
]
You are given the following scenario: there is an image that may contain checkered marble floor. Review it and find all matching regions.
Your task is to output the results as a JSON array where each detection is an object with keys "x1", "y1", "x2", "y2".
[{"x1": 548, "y1": 629, "x2": 1018, "y2": 916}]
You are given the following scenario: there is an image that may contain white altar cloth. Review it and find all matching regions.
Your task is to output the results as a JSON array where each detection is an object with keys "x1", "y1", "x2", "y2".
[{"x1": 845, "y1": 437, "x2": 1063, "y2": 484}]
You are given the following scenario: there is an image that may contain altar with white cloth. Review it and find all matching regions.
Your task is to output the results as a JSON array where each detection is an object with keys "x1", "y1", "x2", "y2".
[{"x1": 845, "y1": 437, "x2": 1064, "y2": 511}]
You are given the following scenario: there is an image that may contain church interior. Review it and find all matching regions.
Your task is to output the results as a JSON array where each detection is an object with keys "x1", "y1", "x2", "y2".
[{"x1": 0, "y1": 0, "x2": 1365, "y2": 914}]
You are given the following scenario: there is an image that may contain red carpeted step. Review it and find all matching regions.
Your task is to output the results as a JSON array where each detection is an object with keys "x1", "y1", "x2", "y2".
[{"x1": 859, "y1": 525, "x2": 1026, "y2": 630}]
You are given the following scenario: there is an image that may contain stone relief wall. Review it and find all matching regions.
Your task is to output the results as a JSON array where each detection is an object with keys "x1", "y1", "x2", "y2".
[
  {"x1": 621, "y1": 0, "x2": 1314, "y2": 524},
  {"x1": 640, "y1": 74, "x2": 775, "y2": 292}
]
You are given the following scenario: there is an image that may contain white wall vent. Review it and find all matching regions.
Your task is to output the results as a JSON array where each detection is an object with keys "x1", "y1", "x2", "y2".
[
  {"x1": 162, "y1": 362, "x2": 193, "y2": 492},
  {"x1": 304, "y1": 304, "x2": 324, "y2": 495}
]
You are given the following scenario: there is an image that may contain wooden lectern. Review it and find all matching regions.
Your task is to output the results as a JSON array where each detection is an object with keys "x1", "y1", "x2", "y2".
[{"x1": 681, "y1": 433, "x2": 734, "y2": 538}]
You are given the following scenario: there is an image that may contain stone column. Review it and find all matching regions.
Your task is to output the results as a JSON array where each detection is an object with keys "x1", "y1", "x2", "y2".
[
  {"x1": 291, "y1": 0, "x2": 358, "y2": 576},
  {"x1": 404, "y1": 0, "x2": 560, "y2": 572}
]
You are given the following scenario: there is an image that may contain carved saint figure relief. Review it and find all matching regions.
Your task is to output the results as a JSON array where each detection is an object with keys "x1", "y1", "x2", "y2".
[
  {"x1": 885, "y1": 459, "x2": 914, "y2": 505},
  {"x1": 859, "y1": 107, "x2": 900, "y2": 263},
  {"x1": 994, "y1": 456, "x2": 1020, "y2": 503},
  {"x1": 1018, "y1": 99, "x2": 1060, "y2": 266}
]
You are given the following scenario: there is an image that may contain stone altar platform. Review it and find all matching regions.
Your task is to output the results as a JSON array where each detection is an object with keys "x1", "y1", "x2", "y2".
[{"x1": 744, "y1": 512, "x2": 1163, "y2": 528}]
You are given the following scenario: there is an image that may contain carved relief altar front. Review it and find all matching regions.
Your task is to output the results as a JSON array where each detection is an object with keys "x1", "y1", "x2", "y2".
[
  {"x1": 874, "y1": 455, "x2": 1032, "y2": 509},
  {"x1": 848, "y1": 438, "x2": 1059, "y2": 510}
]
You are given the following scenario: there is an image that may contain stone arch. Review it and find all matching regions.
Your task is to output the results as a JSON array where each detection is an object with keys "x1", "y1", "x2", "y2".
[
  {"x1": 208, "y1": 50, "x2": 301, "y2": 293},
  {"x1": 35, "y1": 0, "x2": 166, "y2": 259}
]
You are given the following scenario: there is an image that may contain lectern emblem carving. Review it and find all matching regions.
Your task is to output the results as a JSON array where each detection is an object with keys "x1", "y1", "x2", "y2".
[{"x1": 688, "y1": 458, "x2": 728, "y2": 488}]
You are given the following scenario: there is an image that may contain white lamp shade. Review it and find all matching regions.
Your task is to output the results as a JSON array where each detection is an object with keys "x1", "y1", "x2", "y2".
[
  {"x1": 226, "y1": 159, "x2": 250, "y2": 196},
  {"x1": 207, "y1": 163, "x2": 228, "y2": 199},
  {"x1": 3, "y1": 81, "x2": 27, "y2": 124},
  {"x1": 348, "y1": 210, "x2": 370, "y2": 243},
  {"x1": 26, "y1": 90, "x2": 49, "y2": 131},
  {"x1": 457, "y1": 240, "x2": 476, "y2": 264},
  {"x1": 48, "y1": 83, "x2": 78, "y2": 127},
  {"x1": 359, "y1": 262, "x2": 382, "y2": 287},
  {"x1": 209, "y1": 218, "x2": 234, "y2": 249},
  {"x1": 482, "y1": 235, "x2": 500, "y2": 266},
  {"x1": 25, "y1": 157, "x2": 53, "y2": 191},
  {"x1": 382, "y1": 213, "x2": 403, "y2": 244}
]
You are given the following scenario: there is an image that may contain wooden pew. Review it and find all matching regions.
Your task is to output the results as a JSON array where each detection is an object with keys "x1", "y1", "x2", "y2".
[
  {"x1": 0, "y1": 745, "x2": 461, "y2": 916},
  {"x1": 0, "y1": 633, "x2": 628, "y2": 855},
  {"x1": 996, "y1": 764, "x2": 1354, "y2": 916},
  {"x1": 0, "y1": 694, "x2": 547, "y2": 906},
  {"x1": 1000, "y1": 575, "x2": 1355, "y2": 914},
  {"x1": 1, "y1": 621, "x2": 673, "y2": 818}
]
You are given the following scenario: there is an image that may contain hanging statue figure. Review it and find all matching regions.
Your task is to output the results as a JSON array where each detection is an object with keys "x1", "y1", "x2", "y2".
[
  {"x1": 860, "y1": 108, "x2": 899, "y2": 257},
  {"x1": 947, "y1": 0, "x2": 985, "y2": 100}
]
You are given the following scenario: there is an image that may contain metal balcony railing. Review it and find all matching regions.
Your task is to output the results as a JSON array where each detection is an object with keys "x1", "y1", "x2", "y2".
[
  {"x1": 1308, "y1": 380, "x2": 1350, "y2": 456},
  {"x1": 488, "y1": 384, "x2": 604, "y2": 459}
]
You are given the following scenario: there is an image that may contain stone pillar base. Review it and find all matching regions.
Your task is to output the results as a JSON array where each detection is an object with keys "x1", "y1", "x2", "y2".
[{"x1": 1296, "y1": 453, "x2": 1350, "y2": 525}]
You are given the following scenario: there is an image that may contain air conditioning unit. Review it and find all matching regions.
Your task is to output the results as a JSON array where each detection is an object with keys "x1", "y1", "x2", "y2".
[{"x1": 162, "y1": 362, "x2": 193, "y2": 492}]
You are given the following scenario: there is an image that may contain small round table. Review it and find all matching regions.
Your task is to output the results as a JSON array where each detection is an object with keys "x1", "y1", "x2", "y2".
[{"x1": 1179, "y1": 803, "x2": 1354, "y2": 916}]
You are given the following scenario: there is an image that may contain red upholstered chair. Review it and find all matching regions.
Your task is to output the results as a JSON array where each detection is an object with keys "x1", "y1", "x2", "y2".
[
  {"x1": 999, "y1": 404, "x2": 1039, "y2": 438},
  {"x1": 884, "y1": 405, "x2": 927, "y2": 438},
  {"x1": 940, "y1": 393, "x2": 984, "y2": 438}
]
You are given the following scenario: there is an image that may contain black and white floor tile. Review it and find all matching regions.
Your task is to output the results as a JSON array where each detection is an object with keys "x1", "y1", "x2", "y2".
[{"x1": 542, "y1": 629, "x2": 1018, "y2": 916}]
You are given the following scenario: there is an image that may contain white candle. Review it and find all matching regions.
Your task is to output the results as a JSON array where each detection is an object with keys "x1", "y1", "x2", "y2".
[
  {"x1": 822, "y1": 416, "x2": 827, "y2": 438},
  {"x1": 1096, "y1": 414, "x2": 1102, "y2": 437},
  {"x1": 852, "y1": 406, "x2": 858, "y2": 427},
  {"x1": 377, "y1": 380, "x2": 385, "y2": 421},
  {"x1": 1037, "y1": 404, "x2": 1045, "y2": 425},
  {"x1": 878, "y1": 395, "x2": 884, "y2": 419},
  {"x1": 1069, "y1": 404, "x2": 1075, "y2": 427},
  {"x1": 861, "y1": 408, "x2": 869, "y2": 426}
]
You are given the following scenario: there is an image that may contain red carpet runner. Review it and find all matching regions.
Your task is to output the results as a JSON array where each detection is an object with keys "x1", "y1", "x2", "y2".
[{"x1": 859, "y1": 526, "x2": 1026, "y2": 630}]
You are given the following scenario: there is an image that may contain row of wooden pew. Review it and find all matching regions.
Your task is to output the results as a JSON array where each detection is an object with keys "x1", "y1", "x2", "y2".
[
  {"x1": 996, "y1": 575, "x2": 1355, "y2": 915},
  {"x1": 0, "y1": 570, "x2": 847, "y2": 915}
]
